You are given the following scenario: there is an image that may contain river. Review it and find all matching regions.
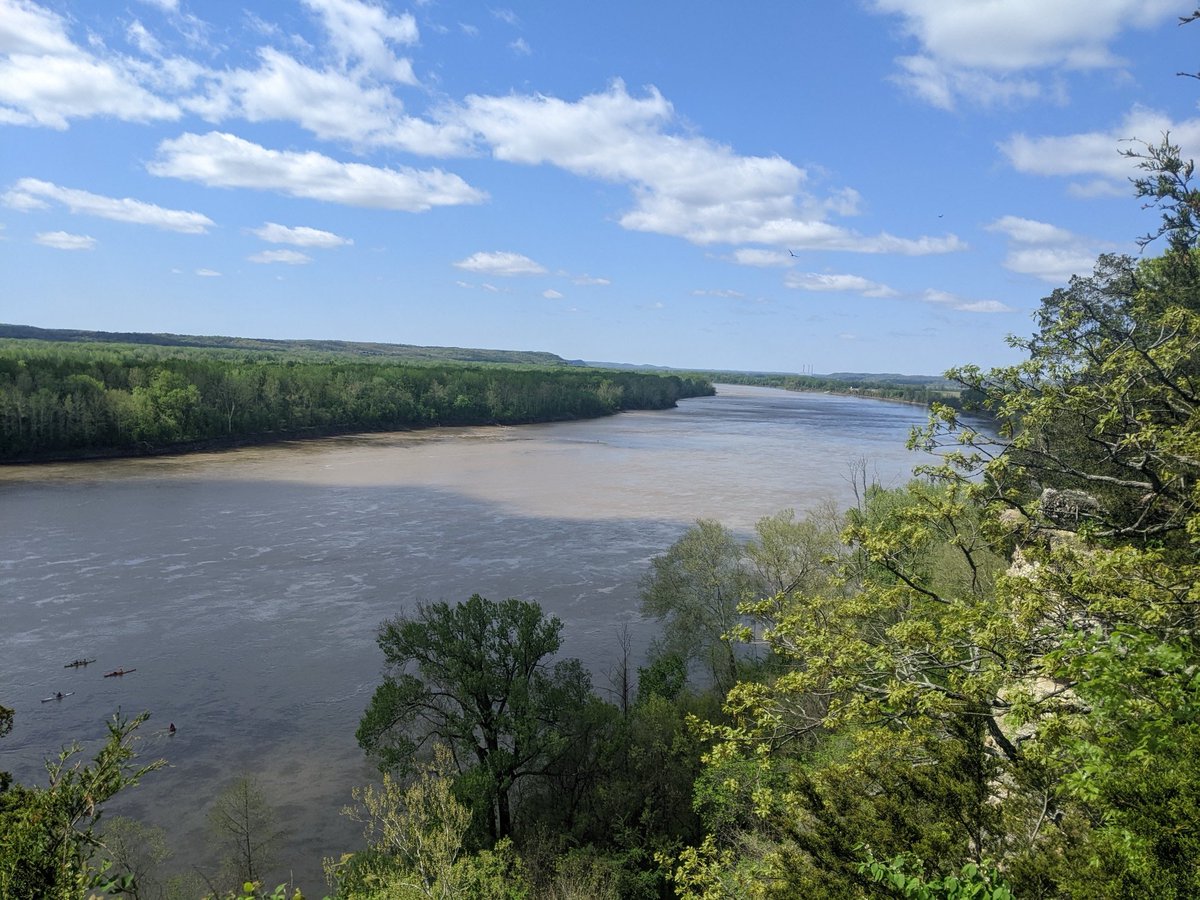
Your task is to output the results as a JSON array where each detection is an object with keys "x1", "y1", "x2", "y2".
[{"x1": 0, "y1": 385, "x2": 933, "y2": 892}]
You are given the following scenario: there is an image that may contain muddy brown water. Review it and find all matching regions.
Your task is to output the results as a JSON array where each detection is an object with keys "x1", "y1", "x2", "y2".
[{"x1": 0, "y1": 385, "x2": 934, "y2": 892}]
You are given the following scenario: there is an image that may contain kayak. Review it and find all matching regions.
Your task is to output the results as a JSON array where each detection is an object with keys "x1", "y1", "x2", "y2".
[
  {"x1": 64, "y1": 658, "x2": 96, "y2": 668},
  {"x1": 103, "y1": 668, "x2": 136, "y2": 677},
  {"x1": 41, "y1": 692, "x2": 73, "y2": 702}
]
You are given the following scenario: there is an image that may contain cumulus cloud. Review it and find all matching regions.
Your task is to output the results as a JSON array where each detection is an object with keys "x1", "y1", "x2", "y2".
[
  {"x1": 1001, "y1": 106, "x2": 1200, "y2": 195},
  {"x1": 248, "y1": 249, "x2": 311, "y2": 265},
  {"x1": 301, "y1": 0, "x2": 418, "y2": 83},
  {"x1": 450, "y1": 81, "x2": 960, "y2": 255},
  {"x1": 251, "y1": 221, "x2": 352, "y2": 248},
  {"x1": 0, "y1": 0, "x2": 179, "y2": 128},
  {"x1": 182, "y1": 46, "x2": 471, "y2": 154},
  {"x1": 35, "y1": 230, "x2": 95, "y2": 250},
  {"x1": 149, "y1": 131, "x2": 487, "y2": 211},
  {"x1": 543, "y1": 288, "x2": 563, "y2": 299},
  {"x1": 986, "y1": 214, "x2": 1101, "y2": 283},
  {"x1": 871, "y1": 0, "x2": 1178, "y2": 109},
  {"x1": 454, "y1": 251, "x2": 546, "y2": 276},
  {"x1": 786, "y1": 271, "x2": 898, "y2": 298},
  {"x1": 4, "y1": 178, "x2": 214, "y2": 232}
]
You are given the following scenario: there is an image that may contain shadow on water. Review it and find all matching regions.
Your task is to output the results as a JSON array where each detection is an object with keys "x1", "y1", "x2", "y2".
[{"x1": 0, "y1": 386, "x2": 934, "y2": 891}]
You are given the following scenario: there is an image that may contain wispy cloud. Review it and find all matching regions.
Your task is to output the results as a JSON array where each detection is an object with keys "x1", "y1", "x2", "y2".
[
  {"x1": 450, "y1": 81, "x2": 963, "y2": 255},
  {"x1": 4, "y1": 177, "x2": 213, "y2": 232},
  {"x1": 150, "y1": 132, "x2": 487, "y2": 212},
  {"x1": 872, "y1": 0, "x2": 1177, "y2": 110},
  {"x1": 0, "y1": 0, "x2": 179, "y2": 128},
  {"x1": 786, "y1": 271, "x2": 897, "y2": 298},
  {"x1": 453, "y1": 251, "x2": 546, "y2": 276},
  {"x1": 251, "y1": 221, "x2": 352, "y2": 248},
  {"x1": 35, "y1": 230, "x2": 95, "y2": 250},
  {"x1": 248, "y1": 249, "x2": 311, "y2": 265},
  {"x1": 986, "y1": 215, "x2": 1101, "y2": 283},
  {"x1": 923, "y1": 289, "x2": 1013, "y2": 314}
]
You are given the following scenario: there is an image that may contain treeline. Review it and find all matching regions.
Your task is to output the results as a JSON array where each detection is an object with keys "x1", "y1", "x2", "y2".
[
  {"x1": 0, "y1": 340, "x2": 713, "y2": 461},
  {"x1": 0, "y1": 323, "x2": 571, "y2": 366},
  {"x1": 708, "y1": 370, "x2": 978, "y2": 409}
]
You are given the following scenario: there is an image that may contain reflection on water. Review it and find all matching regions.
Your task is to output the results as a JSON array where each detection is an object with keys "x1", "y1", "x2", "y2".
[{"x1": 0, "y1": 385, "x2": 931, "y2": 890}]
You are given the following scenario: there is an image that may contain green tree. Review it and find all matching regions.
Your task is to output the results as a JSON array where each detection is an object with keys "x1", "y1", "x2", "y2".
[
  {"x1": 0, "y1": 712, "x2": 165, "y2": 900},
  {"x1": 207, "y1": 776, "x2": 283, "y2": 891},
  {"x1": 356, "y1": 595, "x2": 592, "y2": 843},
  {"x1": 640, "y1": 520, "x2": 747, "y2": 693},
  {"x1": 327, "y1": 744, "x2": 472, "y2": 899}
]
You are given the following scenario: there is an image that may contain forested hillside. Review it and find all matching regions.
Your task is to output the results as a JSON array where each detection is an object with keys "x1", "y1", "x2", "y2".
[
  {"x1": 0, "y1": 340, "x2": 713, "y2": 461},
  {"x1": 0, "y1": 324, "x2": 571, "y2": 366}
]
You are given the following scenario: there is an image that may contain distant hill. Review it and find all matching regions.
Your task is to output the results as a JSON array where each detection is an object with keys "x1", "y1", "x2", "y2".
[{"x1": 0, "y1": 323, "x2": 569, "y2": 367}]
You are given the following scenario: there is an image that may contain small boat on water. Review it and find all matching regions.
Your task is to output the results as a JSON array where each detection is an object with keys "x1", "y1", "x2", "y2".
[
  {"x1": 103, "y1": 668, "x2": 136, "y2": 677},
  {"x1": 41, "y1": 692, "x2": 73, "y2": 702},
  {"x1": 64, "y1": 658, "x2": 96, "y2": 668}
]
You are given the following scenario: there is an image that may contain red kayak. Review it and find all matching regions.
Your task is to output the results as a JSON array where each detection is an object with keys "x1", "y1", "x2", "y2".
[{"x1": 103, "y1": 668, "x2": 136, "y2": 677}]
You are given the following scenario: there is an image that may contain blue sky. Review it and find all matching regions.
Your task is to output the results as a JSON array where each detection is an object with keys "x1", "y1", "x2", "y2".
[{"x1": 1, "y1": 1, "x2": 1197, "y2": 374}]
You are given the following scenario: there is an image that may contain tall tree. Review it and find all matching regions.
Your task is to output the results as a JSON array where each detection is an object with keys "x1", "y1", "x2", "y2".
[
  {"x1": 640, "y1": 520, "x2": 747, "y2": 693},
  {"x1": 356, "y1": 595, "x2": 592, "y2": 842}
]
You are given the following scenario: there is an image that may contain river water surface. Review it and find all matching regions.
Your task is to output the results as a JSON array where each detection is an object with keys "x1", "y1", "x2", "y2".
[{"x1": 0, "y1": 385, "x2": 932, "y2": 890}]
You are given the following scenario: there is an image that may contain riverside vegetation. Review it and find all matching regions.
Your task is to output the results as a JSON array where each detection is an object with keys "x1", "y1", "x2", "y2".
[
  {"x1": 0, "y1": 340, "x2": 713, "y2": 462},
  {"x1": 3, "y1": 138, "x2": 1200, "y2": 898}
]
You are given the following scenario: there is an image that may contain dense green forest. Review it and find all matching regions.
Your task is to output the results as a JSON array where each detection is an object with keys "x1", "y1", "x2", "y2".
[
  {"x1": 0, "y1": 340, "x2": 713, "y2": 461},
  {"x1": 4, "y1": 141, "x2": 1200, "y2": 897}
]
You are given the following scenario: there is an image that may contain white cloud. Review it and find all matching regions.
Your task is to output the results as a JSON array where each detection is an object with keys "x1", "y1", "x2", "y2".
[
  {"x1": 1002, "y1": 246, "x2": 1100, "y2": 283},
  {"x1": 183, "y1": 47, "x2": 470, "y2": 155},
  {"x1": 872, "y1": 0, "x2": 1178, "y2": 109},
  {"x1": 4, "y1": 178, "x2": 214, "y2": 232},
  {"x1": 126, "y1": 21, "x2": 162, "y2": 57},
  {"x1": 252, "y1": 221, "x2": 352, "y2": 248},
  {"x1": 572, "y1": 274, "x2": 610, "y2": 286},
  {"x1": 451, "y1": 81, "x2": 960, "y2": 255},
  {"x1": 0, "y1": 0, "x2": 179, "y2": 128},
  {"x1": 301, "y1": 0, "x2": 418, "y2": 83},
  {"x1": 454, "y1": 251, "x2": 546, "y2": 276},
  {"x1": 195, "y1": 267, "x2": 221, "y2": 276},
  {"x1": 35, "y1": 230, "x2": 95, "y2": 250},
  {"x1": 510, "y1": 37, "x2": 531, "y2": 56},
  {"x1": 732, "y1": 248, "x2": 794, "y2": 267},
  {"x1": 986, "y1": 215, "x2": 1100, "y2": 282},
  {"x1": 986, "y1": 215, "x2": 1077, "y2": 245},
  {"x1": 543, "y1": 288, "x2": 563, "y2": 299},
  {"x1": 137, "y1": 0, "x2": 179, "y2": 10},
  {"x1": 149, "y1": 131, "x2": 487, "y2": 212},
  {"x1": 692, "y1": 289, "x2": 745, "y2": 299},
  {"x1": 923, "y1": 289, "x2": 1013, "y2": 313},
  {"x1": 1002, "y1": 107, "x2": 1200, "y2": 194},
  {"x1": 786, "y1": 272, "x2": 898, "y2": 298},
  {"x1": 248, "y1": 249, "x2": 311, "y2": 265}
]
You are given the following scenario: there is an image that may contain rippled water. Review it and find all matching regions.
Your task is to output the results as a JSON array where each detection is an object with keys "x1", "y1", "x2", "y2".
[{"x1": 0, "y1": 385, "x2": 932, "y2": 890}]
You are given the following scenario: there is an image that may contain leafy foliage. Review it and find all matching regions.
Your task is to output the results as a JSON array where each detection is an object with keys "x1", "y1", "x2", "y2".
[
  {"x1": 356, "y1": 595, "x2": 593, "y2": 842},
  {"x1": 0, "y1": 340, "x2": 713, "y2": 460},
  {"x1": 0, "y1": 712, "x2": 164, "y2": 900}
]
